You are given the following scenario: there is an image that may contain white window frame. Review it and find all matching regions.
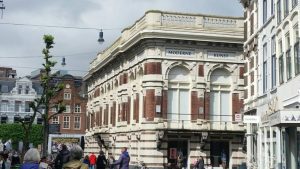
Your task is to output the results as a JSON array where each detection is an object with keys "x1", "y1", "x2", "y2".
[
  {"x1": 74, "y1": 104, "x2": 81, "y2": 113},
  {"x1": 74, "y1": 116, "x2": 81, "y2": 129},
  {"x1": 0, "y1": 102, "x2": 8, "y2": 112},
  {"x1": 64, "y1": 93, "x2": 71, "y2": 100},
  {"x1": 52, "y1": 116, "x2": 59, "y2": 124},
  {"x1": 263, "y1": 43, "x2": 268, "y2": 93},
  {"x1": 64, "y1": 105, "x2": 71, "y2": 113},
  {"x1": 63, "y1": 116, "x2": 70, "y2": 129}
]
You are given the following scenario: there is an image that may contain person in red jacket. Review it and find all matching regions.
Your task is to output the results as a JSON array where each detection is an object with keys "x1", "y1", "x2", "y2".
[{"x1": 89, "y1": 152, "x2": 97, "y2": 169}]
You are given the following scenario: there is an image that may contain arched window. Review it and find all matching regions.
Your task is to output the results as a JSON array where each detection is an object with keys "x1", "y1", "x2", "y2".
[
  {"x1": 210, "y1": 68, "x2": 231, "y2": 122},
  {"x1": 167, "y1": 66, "x2": 190, "y2": 121}
]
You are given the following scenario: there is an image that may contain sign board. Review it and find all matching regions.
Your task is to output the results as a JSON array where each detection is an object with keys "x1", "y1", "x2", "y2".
[
  {"x1": 207, "y1": 51, "x2": 235, "y2": 59},
  {"x1": 243, "y1": 115, "x2": 259, "y2": 123},
  {"x1": 269, "y1": 110, "x2": 300, "y2": 126},
  {"x1": 235, "y1": 114, "x2": 242, "y2": 122},
  {"x1": 49, "y1": 124, "x2": 60, "y2": 134},
  {"x1": 166, "y1": 48, "x2": 195, "y2": 57}
]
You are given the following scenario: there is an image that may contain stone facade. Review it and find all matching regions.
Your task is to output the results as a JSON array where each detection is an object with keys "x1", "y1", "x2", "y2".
[{"x1": 85, "y1": 11, "x2": 246, "y2": 169}]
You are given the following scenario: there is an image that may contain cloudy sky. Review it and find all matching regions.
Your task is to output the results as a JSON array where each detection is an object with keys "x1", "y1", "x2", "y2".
[{"x1": 0, "y1": 0, "x2": 243, "y2": 77}]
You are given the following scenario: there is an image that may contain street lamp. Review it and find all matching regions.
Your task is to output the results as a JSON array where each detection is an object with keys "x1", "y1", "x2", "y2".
[{"x1": 98, "y1": 29, "x2": 104, "y2": 43}]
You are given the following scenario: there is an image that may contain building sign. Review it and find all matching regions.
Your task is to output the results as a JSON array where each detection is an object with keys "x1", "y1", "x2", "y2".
[
  {"x1": 243, "y1": 115, "x2": 260, "y2": 123},
  {"x1": 207, "y1": 51, "x2": 235, "y2": 59},
  {"x1": 51, "y1": 137, "x2": 80, "y2": 153},
  {"x1": 269, "y1": 110, "x2": 300, "y2": 126},
  {"x1": 165, "y1": 48, "x2": 195, "y2": 57},
  {"x1": 235, "y1": 114, "x2": 242, "y2": 122}
]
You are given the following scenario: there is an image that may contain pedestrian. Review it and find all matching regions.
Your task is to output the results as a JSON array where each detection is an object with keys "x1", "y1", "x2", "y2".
[
  {"x1": 62, "y1": 145, "x2": 88, "y2": 169},
  {"x1": 88, "y1": 153, "x2": 96, "y2": 169},
  {"x1": 1, "y1": 151, "x2": 11, "y2": 169},
  {"x1": 11, "y1": 151, "x2": 20, "y2": 167},
  {"x1": 96, "y1": 151, "x2": 107, "y2": 169},
  {"x1": 108, "y1": 156, "x2": 115, "y2": 169},
  {"x1": 39, "y1": 156, "x2": 52, "y2": 169},
  {"x1": 177, "y1": 154, "x2": 183, "y2": 169},
  {"x1": 82, "y1": 156, "x2": 90, "y2": 166},
  {"x1": 54, "y1": 144, "x2": 70, "y2": 169},
  {"x1": 196, "y1": 156, "x2": 204, "y2": 169},
  {"x1": 111, "y1": 147, "x2": 130, "y2": 169},
  {"x1": 20, "y1": 148, "x2": 40, "y2": 169}
]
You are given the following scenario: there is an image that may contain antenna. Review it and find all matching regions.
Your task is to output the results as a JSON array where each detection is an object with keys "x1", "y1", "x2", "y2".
[{"x1": 0, "y1": 0, "x2": 5, "y2": 19}]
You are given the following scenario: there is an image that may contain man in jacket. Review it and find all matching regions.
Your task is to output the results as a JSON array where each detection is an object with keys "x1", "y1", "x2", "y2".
[
  {"x1": 89, "y1": 152, "x2": 97, "y2": 169},
  {"x1": 63, "y1": 145, "x2": 88, "y2": 169},
  {"x1": 55, "y1": 144, "x2": 71, "y2": 169},
  {"x1": 112, "y1": 147, "x2": 130, "y2": 169}
]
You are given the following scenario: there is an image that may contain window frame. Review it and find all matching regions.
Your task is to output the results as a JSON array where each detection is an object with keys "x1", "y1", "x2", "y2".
[
  {"x1": 279, "y1": 54, "x2": 285, "y2": 83},
  {"x1": 64, "y1": 105, "x2": 71, "y2": 113},
  {"x1": 277, "y1": 0, "x2": 282, "y2": 24},
  {"x1": 74, "y1": 104, "x2": 81, "y2": 113},
  {"x1": 63, "y1": 116, "x2": 70, "y2": 129},
  {"x1": 52, "y1": 116, "x2": 59, "y2": 124},
  {"x1": 74, "y1": 116, "x2": 81, "y2": 129},
  {"x1": 263, "y1": 0, "x2": 268, "y2": 23},
  {"x1": 263, "y1": 43, "x2": 268, "y2": 93},
  {"x1": 63, "y1": 93, "x2": 71, "y2": 100}
]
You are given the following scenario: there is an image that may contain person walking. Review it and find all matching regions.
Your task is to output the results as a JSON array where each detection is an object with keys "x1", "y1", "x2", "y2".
[
  {"x1": 62, "y1": 145, "x2": 88, "y2": 169},
  {"x1": 83, "y1": 156, "x2": 90, "y2": 166},
  {"x1": 20, "y1": 148, "x2": 40, "y2": 169},
  {"x1": 89, "y1": 153, "x2": 96, "y2": 169},
  {"x1": 195, "y1": 156, "x2": 204, "y2": 169},
  {"x1": 96, "y1": 151, "x2": 107, "y2": 169},
  {"x1": 108, "y1": 156, "x2": 115, "y2": 169},
  {"x1": 54, "y1": 145, "x2": 71, "y2": 169},
  {"x1": 111, "y1": 147, "x2": 130, "y2": 169}
]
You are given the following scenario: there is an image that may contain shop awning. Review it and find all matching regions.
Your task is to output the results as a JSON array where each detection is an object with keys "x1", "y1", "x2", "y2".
[{"x1": 269, "y1": 109, "x2": 300, "y2": 126}]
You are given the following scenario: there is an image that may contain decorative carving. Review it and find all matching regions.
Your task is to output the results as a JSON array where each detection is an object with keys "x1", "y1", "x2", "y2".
[
  {"x1": 203, "y1": 17, "x2": 237, "y2": 28},
  {"x1": 162, "y1": 14, "x2": 196, "y2": 26}
]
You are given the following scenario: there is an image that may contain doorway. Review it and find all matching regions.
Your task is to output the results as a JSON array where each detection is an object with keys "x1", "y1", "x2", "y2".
[
  {"x1": 210, "y1": 141, "x2": 229, "y2": 169},
  {"x1": 168, "y1": 140, "x2": 188, "y2": 168}
]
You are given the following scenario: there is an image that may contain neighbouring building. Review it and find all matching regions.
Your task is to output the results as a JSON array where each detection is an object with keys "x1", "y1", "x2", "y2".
[
  {"x1": 0, "y1": 67, "x2": 43, "y2": 124},
  {"x1": 241, "y1": 0, "x2": 299, "y2": 168},
  {"x1": 47, "y1": 71, "x2": 87, "y2": 154},
  {"x1": 84, "y1": 10, "x2": 246, "y2": 169}
]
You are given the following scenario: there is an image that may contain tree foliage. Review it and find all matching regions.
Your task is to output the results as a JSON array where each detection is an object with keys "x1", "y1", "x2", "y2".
[{"x1": 0, "y1": 124, "x2": 43, "y2": 149}]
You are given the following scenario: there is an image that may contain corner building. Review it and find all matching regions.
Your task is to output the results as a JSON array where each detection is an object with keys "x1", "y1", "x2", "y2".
[{"x1": 85, "y1": 11, "x2": 246, "y2": 169}]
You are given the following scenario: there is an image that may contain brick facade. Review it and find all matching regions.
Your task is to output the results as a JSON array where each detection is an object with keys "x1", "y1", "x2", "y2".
[{"x1": 144, "y1": 62, "x2": 162, "y2": 75}]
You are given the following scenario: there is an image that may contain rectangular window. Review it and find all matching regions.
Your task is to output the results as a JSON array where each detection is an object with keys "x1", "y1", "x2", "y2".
[
  {"x1": 51, "y1": 106, "x2": 57, "y2": 113},
  {"x1": 279, "y1": 54, "x2": 284, "y2": 83},
  {"x1": 64, "y1": 93, "x2": 71, "y2": 100},
  {"x1": 167, "y1": 89, "x2": 190, "y2": 121},
  {"x1": 284, "y1": 0, "x2": 289, "y2": 17},
  {"x1": 294, "y1": 24, "x2": 299, "y2": 43},
  {"x1": 63, "y1": 116, "x2": 70, "y2": 129},
  {"x1": 279, "y1": 39, "x2": 283, "y2": 54},
  {"x1": 272, "y1": 55, "x2": 277, "y2": 88},
  {"x1": 74, "y1": 116, "x2": 81, "y2": 129},
  {"x1": 271, "y1": 36, "x2": 277, "y2": 88},
  {"x1": 263, "y1": 43, "x2": 268, "y2": 93},
  {"x1": 1, "y1": 85, "x2": 8, "y2": 93},
  {"x1": 15, "y1": 101, "x2": 21, "y2": 112},
  {"x1": 271, "y1": 0, "x2": 274, "y2": 15},
  {"x1": 210, "y1": 91, "x2": 231, "y2": 122},
  {"x1": 277, "y1": 0, "x2": 282, "y2": 24},
  {"x1": 52, "y1": 116, "x2": 59, "y2": 124},
  {"x1": 64, "y1": 105, "x2": 70, "y2": 113},
  {"x1": 286, "y1": 49, "x2": 292, "y2": 80},
  {"x1": 0, "y1": 101, "x2": 8, "y2": 112},
  {"x1": 295, "y1": 42, "x2": 300, "y2": 75},
  {"x1": 18, "y1": 85, "x2": 22, "y2": 94},
  {"x1": 74, "y1": 104, "x2": 81, "y2": 113},
  {"x1": 25, "y1": 101, "x2": 31, "y2": 112},
  {"x1": 263, "y1": 0, "x2": 268, "y2": 23},
  {"x1": 25, "y1": 86, "x2": 30, "y2": 94}
]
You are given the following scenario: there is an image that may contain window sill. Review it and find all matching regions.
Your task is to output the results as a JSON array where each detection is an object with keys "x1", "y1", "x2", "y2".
[{"x1": 270, "y1": 87, "x2": 277, "y2": 94}]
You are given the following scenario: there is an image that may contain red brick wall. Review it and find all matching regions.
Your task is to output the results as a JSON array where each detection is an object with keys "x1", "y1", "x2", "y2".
[
  {"x1": 134, "y1": 94, "x2": 139, "y2": 123},
  {"x1": 162, "y1": 90, "x2": 168, "y2": 119},
  {"x1": 144, "y1": 62, "x2": 162, "y2": 75},
  {"x1": 204, "y1": 92, "x2": 210, "y2": 120},
  {"x1": 144, "y1": 89, "x2": 155, "y2": 121},
  {"x1": 121, "y1": 102, "x2": 126, "y2": 121},
  {"x1": 119, "y1": 73, "x2": 128, "y2": 85},
  {"x1": 198, "y1": 65, "x2": 204, "y2": 77}
]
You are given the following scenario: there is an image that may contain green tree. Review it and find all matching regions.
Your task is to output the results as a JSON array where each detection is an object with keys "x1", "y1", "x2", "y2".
[{"x1": 19, "y1": 35, "x2": 65, "y2": 156}]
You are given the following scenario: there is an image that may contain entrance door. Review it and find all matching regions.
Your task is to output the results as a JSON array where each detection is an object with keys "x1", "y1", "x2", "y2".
[
  {"x1": 210, "y1": 141, "x2": 229, "y2": 169},
  {"x1": 168, "y1": 140, "x2": 188, "y2": 168}
]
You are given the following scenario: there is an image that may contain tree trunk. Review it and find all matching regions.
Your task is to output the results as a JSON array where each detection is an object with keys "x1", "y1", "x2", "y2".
[
  {"x1": 23, "y1": 130, "x2": 30, "y2": 153},
  {"x1": 42, "y1": 122, "x2": 49, "y2": 157}
]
